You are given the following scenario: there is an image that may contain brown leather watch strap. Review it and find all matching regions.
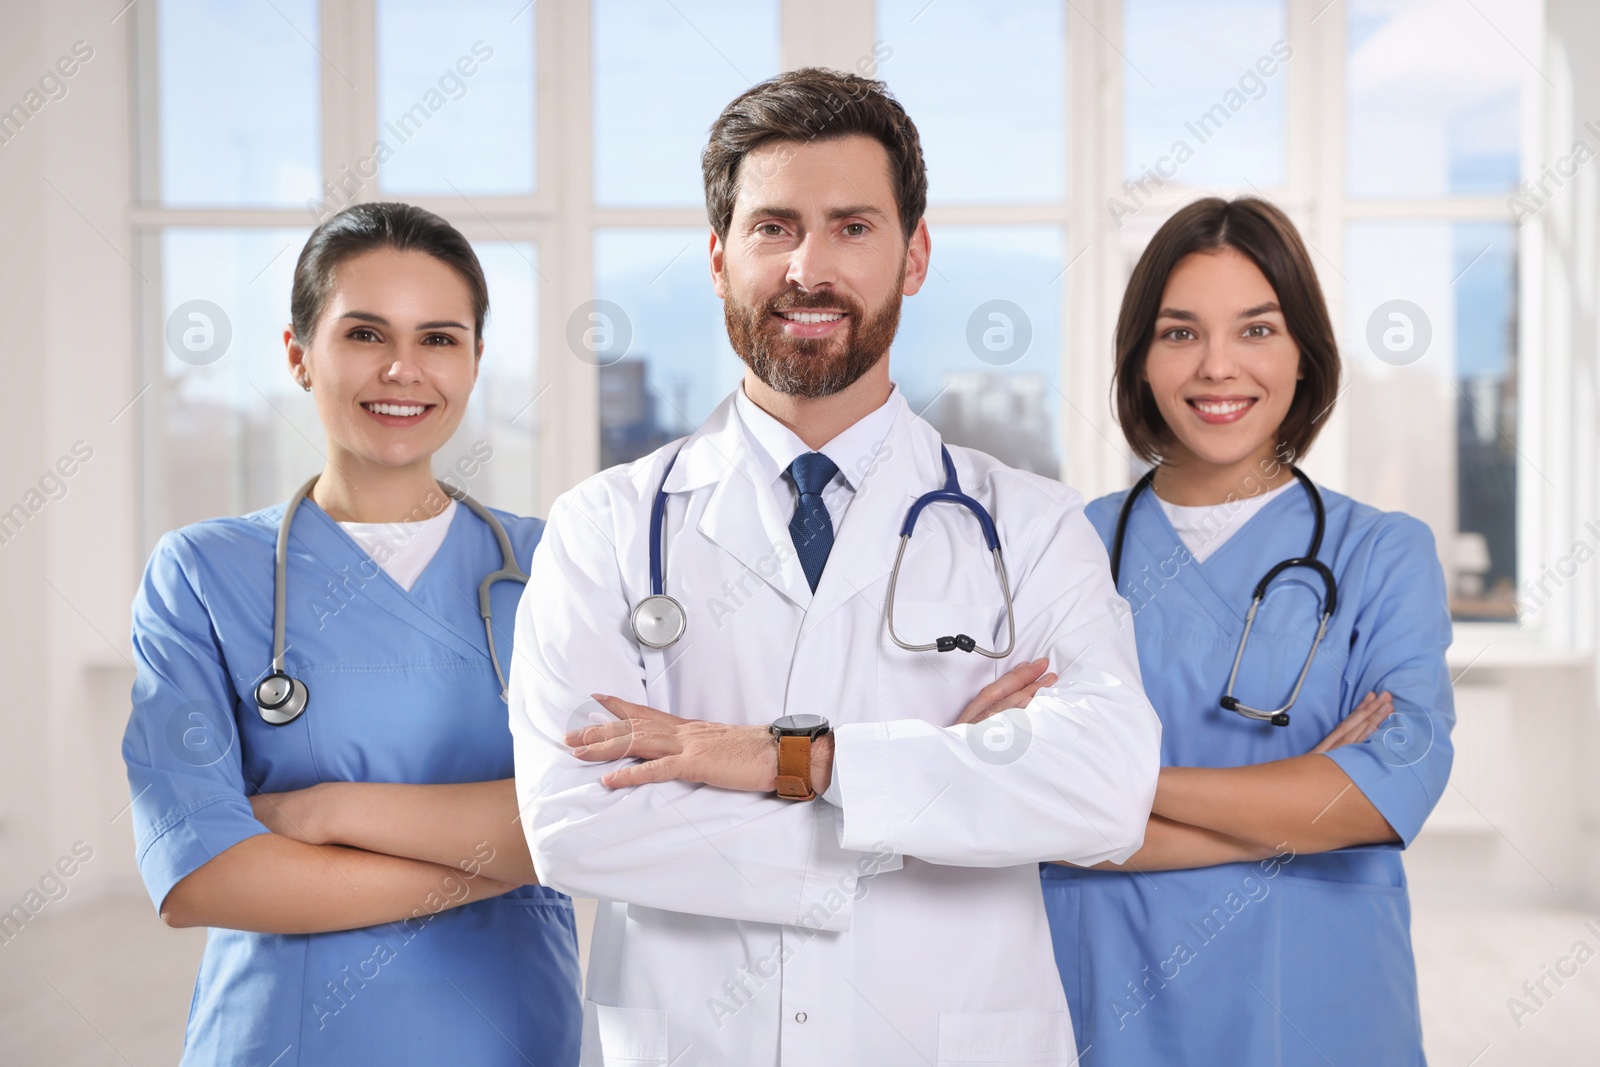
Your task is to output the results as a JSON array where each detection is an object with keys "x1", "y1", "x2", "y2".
[{"x1": 775, "y1": 734, "x2": 817, "y2": 801}]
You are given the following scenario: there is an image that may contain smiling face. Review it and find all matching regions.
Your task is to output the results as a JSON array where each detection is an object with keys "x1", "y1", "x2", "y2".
[
  {"x1": 287, "y1": 248, "x2": 481, "y2": 478},
  {"x1": 1143, "y1": 246, "x2": 1303, "y2": 476},
  {"x1": 711, "y1": 134, "x2": 928, "y2": 399}
]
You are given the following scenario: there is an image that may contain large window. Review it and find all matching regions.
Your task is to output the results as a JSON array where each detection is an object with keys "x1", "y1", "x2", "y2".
[
  {"x1": 134, "y1": 0, "x2": 1544, "y2": 627},
  {"x1": 590, "y1": 0, "x2": 780, "y2": 468},
  {"x1": 1339, "y1": 0, "x2": 1534, "y2": 621},
  {"x1": 135, "y1": 0, "x2": 543, "y2": 545}
]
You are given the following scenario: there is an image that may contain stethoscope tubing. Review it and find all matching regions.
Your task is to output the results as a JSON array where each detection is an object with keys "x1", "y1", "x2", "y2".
[
  {"x1": 638, "y1": 443, "x2": 1016, "y2": 657},
  {"x1": 260, "y1": 476, "x2": 528, "y2": 721},
  {"x1": 1110, "y1": 464, "x2": 1338, "y2": 726}
]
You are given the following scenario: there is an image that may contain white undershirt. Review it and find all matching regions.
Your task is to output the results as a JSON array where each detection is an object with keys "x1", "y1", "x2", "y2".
[
  {"x1": 1155, "y1": 480, "x2": 1298, "y2": 563},
  {"x1": 338, "y1": 498, "x2": 458, "y2": 591}
]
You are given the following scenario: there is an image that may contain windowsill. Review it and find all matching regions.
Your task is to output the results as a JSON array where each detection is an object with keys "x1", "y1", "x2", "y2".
[{"x1": 1445, "y1": 625, "x2": 1590, "y2": 672}]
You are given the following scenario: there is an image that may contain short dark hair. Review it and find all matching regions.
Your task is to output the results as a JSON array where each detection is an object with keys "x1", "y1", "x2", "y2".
[
  {"x1": 1113, "y1": 197, "x2": 1342, "y2": 464},
  {"x1": 702, "y1": 67, "x2": 928, "y2": 242},
  {"x1": 290, "y1": 201, "x2": 489, "y2": 344}
]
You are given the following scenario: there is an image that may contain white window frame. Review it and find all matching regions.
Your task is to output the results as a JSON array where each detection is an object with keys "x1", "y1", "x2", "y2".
[{"x1": 131, "y1": 0, "x2": 1558, "y2": 651}]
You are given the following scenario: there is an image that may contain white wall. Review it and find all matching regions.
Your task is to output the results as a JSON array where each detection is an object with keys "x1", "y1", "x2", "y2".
[{"x1": 0, "y1": 0, "x2": 144, "y2": 907}]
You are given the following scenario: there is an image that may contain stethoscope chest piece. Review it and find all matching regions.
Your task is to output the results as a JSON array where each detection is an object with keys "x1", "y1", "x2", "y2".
[
  {"x1": 255, "y1": 670, "x2": 308, "y2": 726},
  {"x1": 256, "y1": 474, "x2": 529, "y2": 724},
  {"x1": 631, "y1": 594, "x2": 687, "y2": 649}
]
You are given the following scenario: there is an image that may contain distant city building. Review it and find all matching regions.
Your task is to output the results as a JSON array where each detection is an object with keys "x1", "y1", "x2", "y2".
[
  {"x1": 1455, "y1": 369, "x2": 1518, "y2": 619},
  {"x1": 919, "y1": 371, "x2": 1058, "y2": 478},
  {"x1": 601, "y1": 358, "x2": 674, "y2": 470}
]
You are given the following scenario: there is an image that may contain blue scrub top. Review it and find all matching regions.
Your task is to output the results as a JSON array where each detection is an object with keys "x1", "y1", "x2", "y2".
[
  {"x1": 122, "y1": 497, "x2": 581, "y2": 1067},
  {"x1": 1042, "y1": 482, "x2": 1453, "y2": 1067}
]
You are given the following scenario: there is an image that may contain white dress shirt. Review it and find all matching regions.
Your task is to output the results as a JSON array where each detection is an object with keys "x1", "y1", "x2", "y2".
[{"x1": 733, "y1": 381, "x2": 901, "y2": 536}]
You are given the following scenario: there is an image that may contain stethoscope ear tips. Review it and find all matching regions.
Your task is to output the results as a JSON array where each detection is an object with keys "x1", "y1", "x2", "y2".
[
  {"x1": 1270, "y1": 713, "x2": 1290, "y2": 728},
  {"x1": 255, "y1": 671, "x2": 308, "y2": 726}
]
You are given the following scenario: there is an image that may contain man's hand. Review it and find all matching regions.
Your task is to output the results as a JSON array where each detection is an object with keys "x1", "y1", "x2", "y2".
[
  {"x1": 570, "y1": 659, "x2": 1057, "y2": 796},
  {"x1": 955, "y1": 658, "x2": 1057, "y2": 725},
  {"x1": 570, "y1": 696, "x2": 789, "y2": 792}
]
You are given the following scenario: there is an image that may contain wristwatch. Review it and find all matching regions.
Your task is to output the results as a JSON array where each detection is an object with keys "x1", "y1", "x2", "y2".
[{"x1": 770, "y1": 714, "x2": 831, "y2": 801}]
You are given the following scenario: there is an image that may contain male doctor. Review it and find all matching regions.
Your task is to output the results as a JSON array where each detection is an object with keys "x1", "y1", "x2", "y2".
[{"x1": 510, "y1": 68, "x2": 1161, "y2": 1066}]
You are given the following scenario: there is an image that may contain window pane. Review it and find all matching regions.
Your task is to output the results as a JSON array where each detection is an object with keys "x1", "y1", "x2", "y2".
[
  {"x1": 156, "y1": 0, "x2": 320, "y2": 206},
  {"x1": 893, "y1": 227, "x2": 1064, "y2": 477},
  {"x1": 876, "y1": 0, "x2": 1065, "y2": 203},
  {"x1": 593, "y1": 0, "x2": 779, "y2": 207},
  {"x1": 595, "y1": 230, "x2": 742, "y2": 468},
  {"x1": 1344, "y1": 221, "x2": 1518, "y2": 620},
  {"x1": 149, "y1": 229, "x2": 317, "y2": 542},
  {"x1": 376, "y1": 0, "x2": 535, "y2": 197},
  {"x1": 439, "y1": 242, "x2": 540, "y2": 516},
  {"x1": 1346, "y1": 0, "x2": 1535, "y2": 198},
  {"x1": 1122, "y1": 0, "x2": 1288, "y2": 190}
]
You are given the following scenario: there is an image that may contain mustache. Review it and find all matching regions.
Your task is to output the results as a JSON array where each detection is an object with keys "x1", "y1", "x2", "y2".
[{"x1": 763, "y1": 290, "x2": 861, "y2": 315}]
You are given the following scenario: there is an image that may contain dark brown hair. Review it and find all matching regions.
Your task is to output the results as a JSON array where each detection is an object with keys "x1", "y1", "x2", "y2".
[
  {"x1": 1113, "y1": 197, "x2": 1341, "y2": 464},
  {"x1": 702, "y1": 67, "x2": 928, "y2": 241},
  {"x1": 290, "y1": 201, "x2": 489, "y2": 344}
]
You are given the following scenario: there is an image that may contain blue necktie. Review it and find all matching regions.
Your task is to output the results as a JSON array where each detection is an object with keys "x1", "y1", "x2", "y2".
[{"x1": 788, "y1": 452, "x2": 839, "y2": 593}]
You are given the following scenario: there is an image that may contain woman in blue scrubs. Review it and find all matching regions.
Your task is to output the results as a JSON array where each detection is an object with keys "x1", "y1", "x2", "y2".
[
  {"x1": 1041, "y1": 197, "x2": 1454, "y2": 1065},
  {"x1": 122, "y1": 202, "x2": 581, "y2": 1065}
]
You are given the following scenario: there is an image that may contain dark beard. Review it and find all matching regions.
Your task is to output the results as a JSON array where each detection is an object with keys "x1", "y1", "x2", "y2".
[{"x1": 723, "y1": 263, "x2": 905, "y2": 399}]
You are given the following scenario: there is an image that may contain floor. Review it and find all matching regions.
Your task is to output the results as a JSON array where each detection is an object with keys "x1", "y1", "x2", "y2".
[{"x1": 0, "y1": 896, "x2": 1595, "y2": 1065}]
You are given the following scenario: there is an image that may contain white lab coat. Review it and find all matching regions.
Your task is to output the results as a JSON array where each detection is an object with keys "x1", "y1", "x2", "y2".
[{"x1": 510, "y1": 389, "x2": 1161, "y2": 1067}]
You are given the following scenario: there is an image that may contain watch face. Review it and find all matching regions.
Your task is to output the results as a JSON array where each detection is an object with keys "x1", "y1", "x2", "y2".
[{"x1": 772, "y1": 714, "x2": 829, "y2": 734}]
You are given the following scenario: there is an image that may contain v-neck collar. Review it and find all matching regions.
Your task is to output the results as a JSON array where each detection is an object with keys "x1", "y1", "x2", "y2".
[
  {"x1": 1173, "y1": 478, "x2": 1312, "y2": 573},
  {"x1": 1124, "y1": 480, "x2": 1318, "y2": 632},
  {"x1": 337, "y1": 498, "x2": 460, "y2": 596},
  {"x1": 291, "y1": 498, "x2": 491, "y2": 664}
]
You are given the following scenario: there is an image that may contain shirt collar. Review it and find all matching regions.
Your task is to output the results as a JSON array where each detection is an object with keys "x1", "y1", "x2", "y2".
[{"x1": 734, "y1": 381, "x2": 902, "y2": 491}]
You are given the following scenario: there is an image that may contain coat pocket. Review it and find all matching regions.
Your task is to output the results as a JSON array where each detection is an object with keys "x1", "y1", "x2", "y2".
[
  {"x1": 936, "y1": 1009, "x2": 1072, "y2": 1065},
  {"x1": 582, "y1": 1001, "x2": 668, "y2": 1067}
]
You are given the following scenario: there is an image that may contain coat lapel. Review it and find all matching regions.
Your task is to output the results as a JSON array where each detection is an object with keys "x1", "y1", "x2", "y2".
[
  {"x1": 665, "y1": 395, "x2": 813, "y2": 611},
  {"x1": 803, "y1": 396, "x2": 938, "y2": 630}
]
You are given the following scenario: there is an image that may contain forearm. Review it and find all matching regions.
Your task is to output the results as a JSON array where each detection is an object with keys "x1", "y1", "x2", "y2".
[
  {"x1": 311, "y1": 779, "x2": 536, "y2": 885},
  {"x1": 161, "y1": 832, "x2": 515, "y2": 934},
  {"x1": 831, "y1": 695, "x2": 1159, "y2": 867},
  {"x1": 1154, "y1": 754, "x2": 1400, "y2": 854},
  {"x1": 1058, "y1": 815, "x2": 1276, "y2": 873}
]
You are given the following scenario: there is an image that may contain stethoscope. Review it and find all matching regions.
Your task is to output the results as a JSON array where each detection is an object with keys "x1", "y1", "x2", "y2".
[
  {"x1": 254, "y1": 475, "x2": 529, "y2": 725},
  {"x1": 1110, "y1": 466, "x2": 1338, "y2": 727},
  {"x1": 630, "y1": 444, "x2": 1017, "y2": 658}
]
